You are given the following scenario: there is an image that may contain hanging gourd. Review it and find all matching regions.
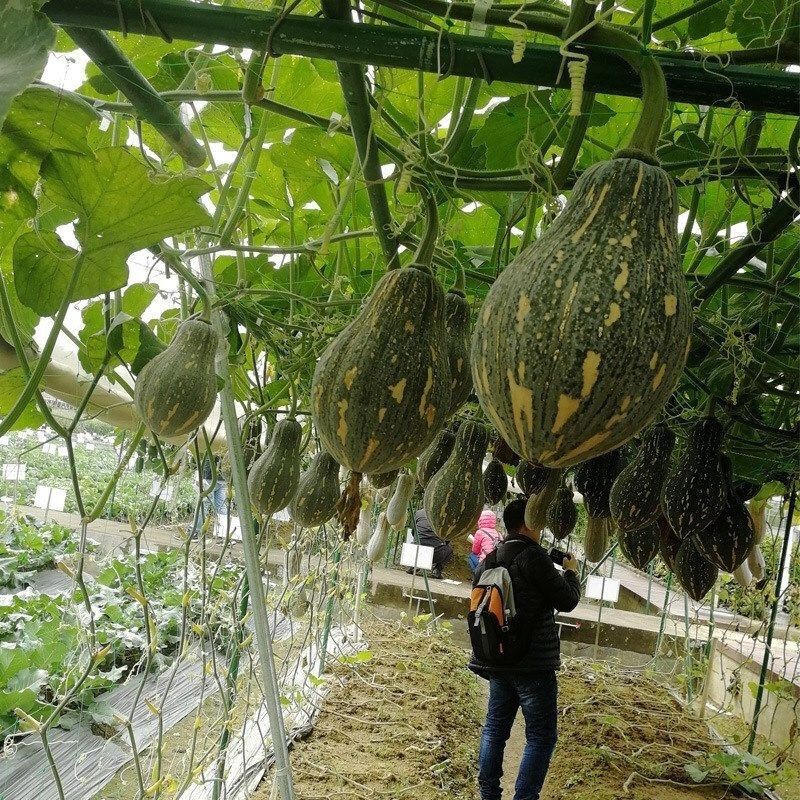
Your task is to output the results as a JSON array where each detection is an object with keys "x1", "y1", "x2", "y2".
[
  {"x1": 546, "y1": 480, "x2": 577, "y2": 540},
  {"x1": 470, "y1": 42, "x2": 691, "y2": 469},
  {"x1": 355, "y1": 506, "x2": 372, "y2": 546},
  {"x1": 134, "y1": 317, "x2": 220, "y2": 437},
  {"x1": 444, "y1": 275, "x2": 473, "y2": 416},
  {"x1": 386, "y1": 472, "x2": 415, "y2": 530},
  {"x1": 289, "y1": 450, "x2": 341, "y2": 528},
  {"x1": 658, "y1": 515, "x2": 682, "y2": 572},
  {"x1": 483, "y1": 459, "x2": 509, "y2": 505},
  {"x1": 583, "y1": 516, "x2": 612, "y2": 563},
  {"x1": 618, "y1": 522, "x2": 660, "y2": 570},
  {"x1": 367, "y1": 512, "x2": 391, "y2": 563},
  {"x1": 524, "y1": 469, "x2": 563, "y2": 533},
  {"x1": 662, "y1": 418, "x2": 727, "y2": 540},
  {"x1": 492, "y1": 436, "x2": 520, "y2": 467},
  {"x1": 574, "y1": 447, "x2": 626, "y2": 518},
  {"x1": 247, "y1": 418, "x2": 302, "y2": 516},
  {"x1": 747, "y1": 543, "x2": 766, "y2": 582},
  {"x1": 368, "y1": 469, "x2": 398, "y2": 490},
  {"x1": 242, "y1": 416, "x2": 263, "y2": 471},
  {"x1": 673, "y1": 536, "x2": 718, "y2": 601},
  {"x1": 749, "y1": 500, "x2": 767, "y2": 544},
  {"x1": 610, "y1": 424, "x2": 675, "y2": 531},
  {"x1": 417, "y1": 428, "x2": 456, "y2": 488},
  {"x1": 516, "y1": 460, "x2": 551, "y2": 496},
  {"x1": 733, "y1": 558, "x2": 753, "y2": 588},
  {"x1": 424, "y1": 420, "x2": 489, "y2": 540}
]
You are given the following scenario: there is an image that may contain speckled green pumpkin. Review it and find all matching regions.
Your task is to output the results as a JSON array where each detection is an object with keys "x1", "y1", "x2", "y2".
[
  {"x1": 471, "y1": 152, "x2": 692, "y2": 468},
  {"x1": 618, "y1": 522, "x2": 659, "y2": 570},
  {"x1": 662, "y1": 418, "x2": 727, "y2": 540},
  {"x1": 423, "y1": 420, "x2": 489, "y2": 539},
  {"x1": 674, "y1": 536, "x2": 718, "y2": 601},
  {"x1": 516, "y1": 460, "x2": 551, "y2": 496},
  {"x1": 289, "y1": 451, "x2": 341, "y2": 527},
  {"x1": 610, "y1": 424, "x2": 675, "y2": 532},
  {"x1": 574, "y1": 447, "x2": 626, "y2": 519},
  {"x1": 524, "y1": 469, "x2": 562, "y2": 533},
  {"x1": 483, "y1": 459, "x2": 508, "y2": 505},
  {"x1": 417, "y1": 429, "x2": 455, "y2": 488},
  {"x1": 247, "y1": 418, "x2": 302, "y2": 515},
  {"x1": 368, "y1": 469, "x2": 398, "y2": 490},
  {"x1": 133, "y1": 318, "x2": 219, "y2": 437},
  {"x1": 311, "y1": 265, "x2": 450, "y2": 474},
  {"x1": 546, "y1": 481, "x2": 577, "y2": 540},
  {"x1": 444, "y1": 289, "x2": 473, "y2": 416}
]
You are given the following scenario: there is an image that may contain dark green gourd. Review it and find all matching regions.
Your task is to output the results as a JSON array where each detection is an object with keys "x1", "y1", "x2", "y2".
[
  {"x1": 247, "y1": 418, "x2": 302, "y2": 515},
  {"x1": 694, "y1": 457, "x2": 756, "y2": 572},
  {"x1": 483, "y1": 459, "x2": 508, "y2": 505},
  {"x1": 546, "y1": 481, "x2": 577, "y2": 540},
  {"x1": 368, "y1": 469, "x2": 398, "y2": 490},
  {"x1": 516, "y1": 460, "x2": 551, "y2": 496},
  {"x1": 674, "y1": 536, "x2": 718, "y2": 601},
  {"x1": 444, "y1": 289, "x2": 473, "y2": 416},
  {"x1": 417, "y1": 429, "x2": 455, "y2": 488},
  {"x1": 492, "y1": 436, "x2": 520, "y2": 466},
  {"x1": 311, "y1": 265, "x2": 450, "y2": 475},
  {"x1": 471, "y1": 152, "x2": 692, "y2": 468},
  {"x1": 658, "y1": 515, "x2": 682, "y2": 572},
  {"x1": 133, "y1": 318, "x2": 219, "y2": 437},
  {"x1": 610, "y1": 424, "x2": 675, "y2": 532},
  {"x1": 662, "y1": 418, "x2": 727, "y2": 539},
  {"x1": 524, "y1": 469, "x2": 562, "y2": 533},
  {"x1": 424, "y1": 421, "x2": 489, "y2": 539},
  {"x1": 573, "y1": 447, "x2": 625, "y2": 518},
  {"x1": 618, "y1": 522, "x2": 659, "y2": 570},
  {"x1": 584, "y1": 516, "x2": 612, "y2": 563},
  {"x1": 289, "y1": 451, "x2": 341, "y2": 527}
]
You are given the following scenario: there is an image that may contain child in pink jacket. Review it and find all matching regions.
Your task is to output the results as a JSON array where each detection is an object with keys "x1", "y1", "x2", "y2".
[{"x1": 468, "y1": 509, "x2": 501, "y2": 572}]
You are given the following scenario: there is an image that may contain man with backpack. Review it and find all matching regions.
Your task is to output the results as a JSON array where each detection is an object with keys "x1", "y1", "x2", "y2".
[{"x1": 468, "y1": 498, "x2": 581, "y2": 800}]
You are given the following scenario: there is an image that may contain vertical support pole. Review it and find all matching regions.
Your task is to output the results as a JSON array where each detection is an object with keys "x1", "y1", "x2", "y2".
[
  {"x1": 748, "y1": 485, "x2": 796, "y2": 753},
  {"x1": 654, "y1": 572, "x2": 673, "y2": 658},
  {"x1": 683, "y1": 593, "x2": 693, "y2": 705},
  {"x1": 319, "y1": 537, "x2": 342, "y2": 673},
  {"x1": 199, "y1": 254, "x2": 295, "y2": 800},
  {"x1": 698, "y1": 637, "x2": 717, "y2": 719},
  {"x1": 645, "y1": 561, "x2": 653, "y2": 614}
]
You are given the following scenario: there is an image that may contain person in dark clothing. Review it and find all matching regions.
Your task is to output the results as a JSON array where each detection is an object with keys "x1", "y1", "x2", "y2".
[
  {"x1": 413, "y1": 509, "x2": 454, "y2": 579},
  {"x1": 470, "y1": 498, "x2": 581, "y2": 800}
]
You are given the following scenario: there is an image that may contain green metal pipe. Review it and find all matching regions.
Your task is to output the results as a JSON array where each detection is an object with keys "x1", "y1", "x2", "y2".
[{"x1": 43, "y1": 0, "x2": 800, "y2": 115}]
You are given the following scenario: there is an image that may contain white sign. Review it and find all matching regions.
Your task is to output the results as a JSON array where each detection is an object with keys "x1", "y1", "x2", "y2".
[
  {"x1": 2, "y1": 464, "x2": 26, "y2": 481},
  {"x1": 150, "y1": 481, "x2": 174, "y2": 501},
  {"x1": 42, "y1": 443, "x2": 58, "y2": 455},
  {"x1": 400, "y1": 542, "x2": 434, "y2": 571},
  {"x1": 586, "y1": 575, "x2": 620, "y2": 603},
  {"x1": 273, "y1": 507, "x2": 291, "y2": 522},
  {"x1": 214, "y1": 514, "x2": 242, "y2": 541},
  {"x1": 36, "y1": 431, "x2": 48, "y2": 443},
  {"x1": 84, "y1": 443, "x2": 95, "y2": 451},
  {"x1": 0, "y1": 435, "x2": 9, "y2": 445},
  {"x1": 57, "y1": 446, "x2": 68, "y2": 458},
  {"x1": 34, "y1": 486, "x2": 66, "y2": 512}
]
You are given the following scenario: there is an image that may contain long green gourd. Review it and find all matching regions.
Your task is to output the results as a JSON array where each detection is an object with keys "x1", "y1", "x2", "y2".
[
  {"x1": 470, "y1": 36, "x2": 691, "y2": 468},
  {"x1": 417, "y1": 429, "x2": 455, "y2": 488},
  {"x1": 386, "y1": 472, "x2": 415, "y2": 529},
  {"x1": 247, "y1": 418, "x2": 302, "y2": 515},
  {"x1": 289, "y1": 450, "x2": 341, "y2": 527}
]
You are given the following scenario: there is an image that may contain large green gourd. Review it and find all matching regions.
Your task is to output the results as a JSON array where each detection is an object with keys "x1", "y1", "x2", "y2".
[
  {"x1": 610, "y1": 424, "x2": 675, "y2": 531},
  {"x1": 444, "y1": 289, "x2": 473, "y2": 416},
  {"x1": 674, "y1": 536, "x2": 718, "y2": 601},
  {"x1": 289, "y1": 450, "x2": 341, "y2": 527},
  {"x1": 524, "y1": 469, "x2": 562, "y2": 533},
  {"x1": 574, "y1": 447, "x2": 625, "y2": 518},
  {"x1": 662, "y1": 418, "x2": 727, "y2": 540},
  {"x1": 247, "y1": 418, "x2": 302, "y2": 515},
  {"x1": 694, "y1": 457, "x2": 756, "y2": 572},
  {"x1": 423, "y1": 420, "x2": 489, "y2": 539},
  {"x1": 471, "y1": 152, "x2": 691, "y2": 468},
  {"x1": 618, "y1": 522, "x2": 659, "y2": 570},
  {"x1": 483, "y1": 459, "x2": 508, "y2": 505},
  {"x1": 133, "y1": 318, "x2": 219, "y2": 437},
  {"x1": 546, "y1": 481, "x2": 577, "y2": 540},
  {"x1": 658, "y1": 515, "x2": 682, "y2": 572},
  {"x1": 311, "y1": 265, "x2": 450, "y2": 475},
  {"x1": 417, "y1": 429, "x2": 455, "y2": 488}
]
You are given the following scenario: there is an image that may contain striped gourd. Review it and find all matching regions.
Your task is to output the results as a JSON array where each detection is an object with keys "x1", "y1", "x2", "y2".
[
  {"x1": 492, "y1": 436, "x2": 520, "y2": 466},
  {"x1": 618, "y1": 522, "x2": 659, "y2": 570},
  {"x1": 583, "y1": 515, "x2": 611, "y2": 563},
  {"x1": 574, "y1": 447, "x2": 626, "y2": 519},
  {"x1": 546, "y1": 481, "x2": 577, "y2": 540},
  {"x1": 386, "y1": 473, "x2": 415, "y2": 529},
  {"x1": 367, "y1": 469, "x2": 398, "y2": 490},
  {"x1": 674, "y1": 536, "x2": 718, "y2": 601},
  {"x1": 483, "y1": 459, "x2": 509, "y2": 505},
  {"x1": 662, "y1": 418, "x2": 727, "y2": 539},
  {"x1": 133, "y1": 318, "x2": 219, "y2": 437},
  {"x1": 417, "y1": 429, "x2": 455, "y2": 488},
  {"x1": 311, "y1": 265, "x2": 450, "y2": 475},
  {"x1": 289, "y1": 450, "x2": 341, "y2": 527},
  {"x1": 471, "y1": 151, "x2": 692, "y2": 468},
  {"x1": 524, "y1": 469, "x2": 562, "y2": 533},
  {"x1": 444, "y1": 289, "x2": 473, "y2": 416},
  {"x1": 247, "y1": 418, "x2": 302, "y2": 516},
  {"x1": 658, "y1": 515, "x2": 682, "y2": 572},
  {"x1": 423, "y1": 421, "x2": 489, "y2": 539},
  {"x1": 516, "y1": 460, "x2": 551, "y2": 496},
  {"x1": 610, "y1": 424, "x2": 675, "y2": 531}
]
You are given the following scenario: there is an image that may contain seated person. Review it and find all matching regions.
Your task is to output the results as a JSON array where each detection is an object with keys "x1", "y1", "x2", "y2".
[{"x1": 412, "y1": 509, "x2": 454, "y2": 579}]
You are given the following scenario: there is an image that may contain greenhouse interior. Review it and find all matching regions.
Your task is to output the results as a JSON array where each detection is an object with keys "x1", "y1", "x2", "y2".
[{"x1": 0, "y1": 0, "x2": 798, "y2": 798}]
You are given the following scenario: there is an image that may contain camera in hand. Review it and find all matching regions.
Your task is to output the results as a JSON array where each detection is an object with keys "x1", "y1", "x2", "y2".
[{"x1": 549, "y1": 548, "x2": 571, "y2": 566}]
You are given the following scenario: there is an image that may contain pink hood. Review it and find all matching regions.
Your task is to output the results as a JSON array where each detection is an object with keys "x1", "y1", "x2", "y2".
[{"x1": 478, "y1": 510, "x2": 497, "y2": 529}]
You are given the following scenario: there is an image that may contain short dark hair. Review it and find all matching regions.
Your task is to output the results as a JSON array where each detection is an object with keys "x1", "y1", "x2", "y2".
[{"x1": 503, "y1": 498, "x2": 527, "y2": 534}]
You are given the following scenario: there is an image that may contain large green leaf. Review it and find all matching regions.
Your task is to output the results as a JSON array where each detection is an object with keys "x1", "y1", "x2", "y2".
[
  {"x1": 726, "y1": 0, "x2": 799, "y2": 47},
  {"x1": 0, "y1": 367, "x2": 44, "y2": 429}
]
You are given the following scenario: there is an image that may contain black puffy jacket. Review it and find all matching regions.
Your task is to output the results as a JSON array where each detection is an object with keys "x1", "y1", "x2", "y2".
[{"x1": 468, "y1": 534, "x2": 581, "y2": 676}]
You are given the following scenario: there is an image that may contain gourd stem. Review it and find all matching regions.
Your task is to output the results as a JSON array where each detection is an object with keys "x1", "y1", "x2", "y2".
[
  {"x1": 453, "y1": 263, "x2": 466, "y2": 293},
  {"x1": 412, "y1": 185, "x2": 439, "y2": 268},
  {"x1": 442, "y1": 75, "x2": 484, "y2": 158}
]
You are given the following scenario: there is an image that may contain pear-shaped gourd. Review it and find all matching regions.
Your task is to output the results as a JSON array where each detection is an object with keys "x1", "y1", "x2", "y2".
[
  {"x1": 492, "y1": 436, "x2": 520, "y2": 466},
  {"x1": 355, "y1": 506, "x2": 372, "y2": 546},
  {"x1": 747, "y1": 543, "x2": 766, "y2": 582},
  {"x1": 368, "y1": 469, "x2": 398, "y2": 490},
  {"x1": 618, "y1": 522, "x2": 659, "y2": 570},
  {"x1": 247, "y1": 418, "x2": 302, "y2": 515},
  {"x1": 386, "y1": 473, "x2": 415, "y2": 530},
  {"x1": 584, "y1": 516, "x2": 612, "y2": 563},
  {"x1": 483, "y1": 459, "x2": 508, "y2": 505},
  {"x1": 674, "y1": 536, "x2": 718, "y2": 601},
  {"x1": 733, "y1": 558, "x2": 753, "y2": 588},
  {"x1": 289, "y1": 450, "x2": 341, "y2": 527},
  {"x1": 610, "y1": 424, "x2": 675, "y2": 531},
  {"x1": 516, "y1": 460, "x2": 551, "y2": 496},
  {"x1": 574, "y1": 447, "x2": 625, "y2": 519},
  {"x1": 524, "y1": 469, "x2": 562, "y2": 533},
  {"x1": 471, "y1": 151, "x2": 692, "y2": 468},
  {"x1": 417, "y1": 429, "x2": 455, "y2": 488},
  {"x1": 444, "y1": 289, "x2": 472, "y2": 416},
  {"x1": 134, "y1": 318, "x2": 219, "y2": 437},
  {"x1": 367, "y1": 512, "x2": 390, "y2": 563},
  {"x1": 662, "y1": 418, "x2": 727, "y2": 540},
  {"x1": 311, "y1": 265, "x2": 450, "y2": 475},
  {"x1": 424, "y1": 421, "x2": 489, "y2": 539},
  {"x1": 658, "y1": 516, "x2": 682, "y2": 572},
  {"x1": 546, "y1": 481, "x2": 577, "y2": 540}
]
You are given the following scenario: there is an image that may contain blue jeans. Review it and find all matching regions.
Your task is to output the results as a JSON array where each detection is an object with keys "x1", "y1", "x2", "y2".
[
  {"x1": 469, "y1": 553, "x2": 481, "y2": 572},
  {"x1": 478, "y1": 673, "x2": 558, "y2": 800}
]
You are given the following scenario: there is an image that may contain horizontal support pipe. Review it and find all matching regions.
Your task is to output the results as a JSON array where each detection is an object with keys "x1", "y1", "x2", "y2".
[{"x1": 43, "y1": 0, "x2": 800, "y2": 115}]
